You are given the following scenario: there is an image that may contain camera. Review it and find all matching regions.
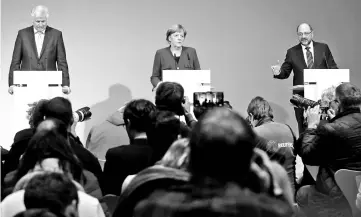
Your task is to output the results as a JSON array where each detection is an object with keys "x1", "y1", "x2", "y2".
[
  {"x1": 73, "y1": 107, "x2": 92, "y2": 122},
  {"x1": 290, "y1": 94, "x2": 330, "y2": 120},
  {"x1": 193, "y1": 92, "x2": 224, "y2": 108}
]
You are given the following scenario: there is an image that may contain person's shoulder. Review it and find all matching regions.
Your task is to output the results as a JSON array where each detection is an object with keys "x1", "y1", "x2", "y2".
[
  {"x1": 313, "y1": 41, "x2": 328, "y2": 47},
  {"x1": 183, "y1": 46, "x2": 197, "y2": 53},
  {"x1": 46, "y1": 26, "x2": 62, "y2": 35},
  {"x1": 1, "y1": 189, "x2": 26, "y2": 206},
  {"x1": 77, "y1": 190, "x2": 101, "y2": 206},
  {"x1": 17, "y1": 26, "x2": 33, "y2": 36},
  {"x1": 288, "y1": 43, "x2": 301, "y2": 52},
  {"x1": 156, "y1": 47, "x2": 170, "y2": 54},
  {"x1": 105, "y1": 145, "x2": 128, "y2": 159}
]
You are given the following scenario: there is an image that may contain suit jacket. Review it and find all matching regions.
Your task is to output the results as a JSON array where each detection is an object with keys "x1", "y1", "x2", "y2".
[
  {"x1": 103, "y1": 138, "x2": 153, "y2": 195},
  {"x1": 9, "y1": 26, "x2": 70, "y2": 87},
  {"x1": 151, "y1": 46, "x2": 200, "y2": 87},
  {"x1": 274, "y1": 41, "x2": 337, "y2": 94}
]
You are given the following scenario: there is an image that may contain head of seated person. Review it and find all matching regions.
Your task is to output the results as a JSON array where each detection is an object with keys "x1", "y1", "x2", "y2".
[
  {"x1": 155, "y1": 81, "x2": 185, "y2": 116},
  {"x1": 32, "y1": 97, "x2": 74, "y2": 132},
  {"x1": 247, "y1": 96, "x2": 274, "y2": 128},
  {"x1": 23, "y1": 172, "x2": 79, "y2": 217},
  {"x1": 334, "y1": 82, "x2": 361, "y2": 114},
  {"x1": 15, "y1": 128, "x2": 83, "y2": 186},
  {"x1": 27, "y1": 99, "x2": 48, "y2": 129},
  {"x1": 35, "y1": 118, "x2": 69, "y2": 139},
  {"x1": 188, "y1": 107, "x2": 273, "y2": 192},
  {"x1": 147, "y1": 110, "x2": 181, "y2": 164},
  {"x1": 123, "y1": 99, "x2": 156, "y2": 142}
]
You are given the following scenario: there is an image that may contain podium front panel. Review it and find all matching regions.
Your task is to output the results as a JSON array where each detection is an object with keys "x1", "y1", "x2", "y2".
[
  {"x1": 162, "y1": 70, "x2": 211, "y2": 103},
  {"x1": 304, "y1": 69, "x2": 350, "y2": 101}
]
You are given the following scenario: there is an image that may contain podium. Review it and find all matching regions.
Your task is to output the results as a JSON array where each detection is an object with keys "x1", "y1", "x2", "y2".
[
  {"x1": 162, "y1": 70, "x2": 212, "y2": 103},
  {"x1": 303, "y1": 69, "x2": 350, "y2": 180},
  {"x1": 12, "y1": 71, "x2": 64, "y2": 141}
]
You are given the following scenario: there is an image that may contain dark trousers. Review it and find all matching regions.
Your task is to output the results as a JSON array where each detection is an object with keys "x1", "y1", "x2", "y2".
[
  {"x1": 294, "y1": 107, "x2": 305, "y2": 136},
  {"x1": 296, "y1": 185, "x2": 351, "y2": 217},
  {"x1": 294, "y1": 107, "x2": 316, "y2": 188}
]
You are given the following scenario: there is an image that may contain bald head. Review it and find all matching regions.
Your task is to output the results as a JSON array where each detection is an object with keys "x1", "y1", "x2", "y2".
[
  {"x1": 36, "y1": 119, "x2": 57, "y2": 132},
  {"x1": 297, "y1": 23, "x2": 313, "y2": 33},
  {"x1": 36, "y1": 118, "x2": 69, "y2": 138}
]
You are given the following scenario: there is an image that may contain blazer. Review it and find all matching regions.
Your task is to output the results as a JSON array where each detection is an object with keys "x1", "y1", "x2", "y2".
[
  {"x1": 103, "y1": 138, "x2": 153, "y2": 195},
  {"x1": 9, "y1": 26, "x2": 70, "y2": 87},
  {"x1": 150, "y1": 46, "x2": 200, "y2": 87},
  {"x1": 274, "y1": 41, "x2": 338, "y2": 94}
]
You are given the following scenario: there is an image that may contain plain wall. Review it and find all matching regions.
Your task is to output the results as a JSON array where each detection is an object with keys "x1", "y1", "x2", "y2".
[{"x1": 1, "y1": 0, "x2": 361, "y2": 149}]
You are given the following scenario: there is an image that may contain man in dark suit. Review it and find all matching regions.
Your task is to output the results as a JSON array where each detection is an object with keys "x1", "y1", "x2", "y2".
[
  {"x1": 103, "y1": 99, "x2": 157, "y2": 195},
  {"x1": 8, "y1": 5, "x2": 70, "y2": 95},
  {"x1": 272, "y1": 23, "x2": 338, "y2": 135}
]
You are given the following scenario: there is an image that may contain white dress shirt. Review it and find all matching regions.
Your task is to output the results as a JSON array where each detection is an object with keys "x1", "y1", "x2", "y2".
[
  {"x1": 301, "y1": 41, "x2": 314, "y2": 64},
  {"x1": 34, "y1": 28, "x2": 45, "y2": 57}
]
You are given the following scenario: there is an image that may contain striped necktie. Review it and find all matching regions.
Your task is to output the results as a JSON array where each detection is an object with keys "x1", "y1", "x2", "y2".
[{"x1": 305, "y1": 47, "x2": 314, "y2": 69}]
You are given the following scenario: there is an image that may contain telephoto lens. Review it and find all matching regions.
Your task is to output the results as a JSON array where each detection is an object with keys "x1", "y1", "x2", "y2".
[
  {"x1": 73, "y1": 107, "x2": 92, "y2": 122},
  {"x1": 290, "y1": 94, "x2": 319, "y2": 109}
]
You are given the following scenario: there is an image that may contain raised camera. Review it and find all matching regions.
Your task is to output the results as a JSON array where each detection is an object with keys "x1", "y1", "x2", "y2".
[{"x1": 74, "y1": 107, "x2": 92, "y2": 122}]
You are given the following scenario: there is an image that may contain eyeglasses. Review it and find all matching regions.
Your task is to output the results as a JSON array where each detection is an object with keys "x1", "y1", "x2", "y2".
[{"x1": 297, "y1": 31, "x2": 312, "y2": 37}]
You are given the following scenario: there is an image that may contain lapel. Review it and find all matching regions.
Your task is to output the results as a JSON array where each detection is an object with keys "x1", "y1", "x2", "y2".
[
  {"x1": 39, "y1": 26, "x2": 51, "y2": 59},
  {"x1": 29, "y1": 27, "x2": 40, "y2": 59},
  {"x1": 313, "y1": 41, "x2": 322, "y2": 68},
  {"x1": 295, "y1": 43, "x2": 307, "y2": 69}
]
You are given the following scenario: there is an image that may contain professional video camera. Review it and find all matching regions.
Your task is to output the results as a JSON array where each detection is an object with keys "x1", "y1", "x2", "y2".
[
  {"x1": 73, "y1": 107, "x2": 92, "y2": 122},
  {"x1": 193, "y1": 91, "x2": 224, "y2": 108},
  {"x1": 290, "y1": 94, "x2": 330, "y2": 120}
]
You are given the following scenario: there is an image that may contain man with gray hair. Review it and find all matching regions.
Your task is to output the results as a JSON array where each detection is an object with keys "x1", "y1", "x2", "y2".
[{"x1": 8, "y1": 5, "x2": 70, "y2": 95}]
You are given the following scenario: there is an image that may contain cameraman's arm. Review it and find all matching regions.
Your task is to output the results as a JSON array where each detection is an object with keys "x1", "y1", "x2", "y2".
[
  {"x1": 184, "y1": 111, "x2": 197, "y2": 128},
  {"x1": 182, "y1": 96, "x2": 197, "y2": 128}
]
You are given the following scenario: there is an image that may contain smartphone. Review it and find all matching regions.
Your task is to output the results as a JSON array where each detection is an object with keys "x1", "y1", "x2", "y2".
[{"x1": 193, "y1": 92, "x2": 224, "y2": 107}]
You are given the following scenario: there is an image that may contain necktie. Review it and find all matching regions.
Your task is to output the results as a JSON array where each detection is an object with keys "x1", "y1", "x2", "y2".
[
  {"x1": 305, "y1": 47, "x2": 314, "y2": 69},
  {"x1": 35, "y1": 31, "x2": 44, "y2": 57}
]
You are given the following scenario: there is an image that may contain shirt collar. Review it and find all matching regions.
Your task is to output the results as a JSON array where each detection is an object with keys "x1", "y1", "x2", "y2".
[
  {"x1": 34, "y1": 27, "x2": 45, "y2": 34},
  {"x1": 301, "y1": 41, "x2": 314, "y2": 50}
]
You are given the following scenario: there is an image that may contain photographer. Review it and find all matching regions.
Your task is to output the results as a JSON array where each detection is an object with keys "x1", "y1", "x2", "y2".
[
  {"x1": 246, "y1": 96, "x2": 297, "y2": 193},
  {"x1": 3, "y1": 97, "x2": 103, "y2": 192},
  {"x1": 155, "y1": 82, "x2": 197, "y2": 137},
  {"x1": 296, "y1": 83, "x2": 361, "y2": 216}
]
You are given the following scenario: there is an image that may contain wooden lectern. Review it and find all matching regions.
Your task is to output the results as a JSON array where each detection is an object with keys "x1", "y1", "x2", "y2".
[
  {"x1": 303, "y1": 69, "x2": 350, "y2": 180},
  {"x1": 12, "y1": 71, "x2": 64, "y2": 140}
]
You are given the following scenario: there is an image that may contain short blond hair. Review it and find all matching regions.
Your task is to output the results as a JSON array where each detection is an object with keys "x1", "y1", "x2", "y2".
[{"x1": 166, "y1": 24, "x2": 187, "y2": 42}]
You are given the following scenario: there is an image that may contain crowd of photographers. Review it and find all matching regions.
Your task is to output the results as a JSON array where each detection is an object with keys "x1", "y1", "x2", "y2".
[{"x1": 1, "y1": 81, "x2": 361, "y2": 217}]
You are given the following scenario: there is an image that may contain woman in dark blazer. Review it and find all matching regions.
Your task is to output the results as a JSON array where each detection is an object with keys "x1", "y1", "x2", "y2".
[{"x1": 151, "y1": 24, "x2": 201, "y2": 90}]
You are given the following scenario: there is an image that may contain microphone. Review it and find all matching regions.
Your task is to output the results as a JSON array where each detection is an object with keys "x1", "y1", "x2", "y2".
[
  {"x1": 187, "y1": 53, "x2": 190, "y2": 61},
  {"x1": 323, "y1": 52, "x2": 329, "y2": 69}
]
